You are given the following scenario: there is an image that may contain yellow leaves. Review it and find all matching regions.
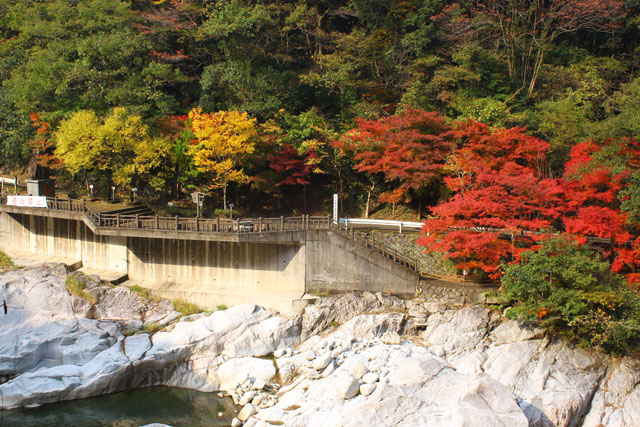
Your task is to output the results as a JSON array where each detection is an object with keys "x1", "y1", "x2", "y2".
[
  {"x1": 55, "y1": 108, "x2": 170, "y2": 189},
  {"x1": 187, "y1": 107, "x2": 257, "y2": 189}
]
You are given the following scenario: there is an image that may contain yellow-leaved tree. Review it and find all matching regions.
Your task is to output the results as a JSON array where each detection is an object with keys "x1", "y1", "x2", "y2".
[
  {"x1": 55, "y1": 107, "x2": 171, "y2": 192},
  {"x1": 188, "y1": 107, "x2": 257, "y2": 209}
]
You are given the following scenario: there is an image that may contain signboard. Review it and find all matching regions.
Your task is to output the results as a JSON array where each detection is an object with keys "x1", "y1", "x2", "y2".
[
  {"x1": 333, "y1": 194, "x2": 338, "y2": 223},
  {"x1": 7, "y1": 195, "x2": 48, "y2": 208}
]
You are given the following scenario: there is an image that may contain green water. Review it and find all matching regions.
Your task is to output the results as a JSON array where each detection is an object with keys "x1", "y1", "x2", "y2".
[{"x1": 0, "y1": 387, "x2": 238, "y2": 427}]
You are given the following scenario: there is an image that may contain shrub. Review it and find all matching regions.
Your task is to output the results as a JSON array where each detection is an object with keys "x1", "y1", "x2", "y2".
[
  {"x1": 65, "y1": 276, "x2": 97, "y2": 304},
  {"x1": 0, "y1": 251, "x2": 18, "y2": 273},
  {"x1": 501, "y1": 236, "x2": 640, "y2": 355}
]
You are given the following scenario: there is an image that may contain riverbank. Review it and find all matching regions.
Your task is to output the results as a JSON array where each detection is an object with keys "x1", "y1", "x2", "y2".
[{"x1": 0, "y1": 263, "x2": 638, "y2": 426}]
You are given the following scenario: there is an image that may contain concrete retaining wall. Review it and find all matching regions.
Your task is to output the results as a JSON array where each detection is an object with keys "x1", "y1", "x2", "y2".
[
  {"x1": 305, "y1": 230, "x2": 419, "y2": 296},
  {"x1": 0, "y1": 211, "x2": 419, "y2": 312}
]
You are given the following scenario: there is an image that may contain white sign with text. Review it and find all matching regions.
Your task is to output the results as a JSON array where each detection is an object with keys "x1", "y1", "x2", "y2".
[{"x1": 7, "y1": 195, "x2": 48, "y2": 208}]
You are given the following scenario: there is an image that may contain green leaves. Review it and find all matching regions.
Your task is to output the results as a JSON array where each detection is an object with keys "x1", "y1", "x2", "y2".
[{"x1": 501, "y1": 237, "x2": 640, "y2": 355}]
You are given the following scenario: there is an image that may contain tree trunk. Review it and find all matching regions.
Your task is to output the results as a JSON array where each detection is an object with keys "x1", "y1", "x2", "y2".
[{"x1": 223, "y1": 184, "x2": 227, "y2": 211}]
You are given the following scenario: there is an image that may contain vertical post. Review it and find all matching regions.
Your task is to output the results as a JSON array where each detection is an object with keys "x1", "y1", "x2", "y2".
[
  {"x1": 175, "y1": 215, "x2": 179, "y2": 231},
  {"x1": 54, "y1": 196, "x2": 58, "y2": 210},
  {"x1": 399, "y1": 222, "x2": 403, "y2": 234},
  {"x1": 216, "y1": 217, "x2": 220, "y2": 232},
  {"x1": 14, "y1": 176, "x2": 18, "y2": 195},
  {"x1": 83, "y1": 199, "x2": 86, "y2": 212},
  {"x1": 98, "y1": 212, "x2": 102, "y2": 226},
  {"x1": 155, "y1": 215, "x2": 159, "y2": 230},
  {"x1": 236, "y1": 217, "x2": 240, "y2": 233},
  {"x1": 116, "y1": 213, "x2": 120, "y2": 228},
  {"x1": 394, "y1": 248, "x2": 397, "y2": 262},
  {"x1": 351, "y1": 227, "x2": 354, "y2": 240},
  {"x1": 280, "y1": 216, "x2": 284, "y2": 231},
  {"x1": 259, "y1": 217, "x2": 263, "y2": 232},
  {"x1": 136, "y1": 214, "x2": 140, "y2": 229},
  {"x1": 195, "y1": 216, "x2": 199, "y2": 232}
]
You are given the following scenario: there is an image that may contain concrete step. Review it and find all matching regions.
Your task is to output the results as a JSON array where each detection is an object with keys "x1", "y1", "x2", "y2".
[
  {"x1": 78, "y1": 268, "x2": 128, "y2": 285},
  {"x1": 2, "y1": 249, "x2": 82, "y2": 271}
]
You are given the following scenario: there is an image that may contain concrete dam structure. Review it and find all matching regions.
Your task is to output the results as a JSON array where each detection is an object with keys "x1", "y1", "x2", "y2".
[{"x1": 0, "y1": 198, "x2": 423, "y2": 313}]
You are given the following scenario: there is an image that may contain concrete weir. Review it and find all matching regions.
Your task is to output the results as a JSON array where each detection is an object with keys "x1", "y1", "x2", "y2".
[{"x1": 0, "y1": 205, "x2": 419, "y2": 314}]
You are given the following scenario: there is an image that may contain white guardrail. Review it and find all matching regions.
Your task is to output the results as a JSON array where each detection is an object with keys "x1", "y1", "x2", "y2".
[{"x1": 338, "y1": 218, "x2": 424, "y2": 233}]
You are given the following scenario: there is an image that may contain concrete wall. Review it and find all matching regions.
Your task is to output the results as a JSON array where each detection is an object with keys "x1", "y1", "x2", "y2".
[
  {"x1": 126, "y1": 237, "x2": 306, "y2": 311},
  {"x1": 0, "y1": 211, "x2": 418, "y2": 312},
  {"x1": 0, "y1": 212, "x2": 127, "y2": 272},
  {"x1": 305, "y1": 230, "x2": 418, "y2": 296}
]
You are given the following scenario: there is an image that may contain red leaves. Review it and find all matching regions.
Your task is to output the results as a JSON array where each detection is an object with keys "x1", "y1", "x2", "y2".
[
  {"x1": 333, "y1": 107, "x2": 452, "y2": 202},
  {"x1": 269, "y1": 144, "x2": 317, "y2": 187}
]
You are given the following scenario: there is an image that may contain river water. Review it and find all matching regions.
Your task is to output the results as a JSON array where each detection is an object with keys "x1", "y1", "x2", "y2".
[{"x1": 0, "y1": 387, "x2": 238, "y2": 427}]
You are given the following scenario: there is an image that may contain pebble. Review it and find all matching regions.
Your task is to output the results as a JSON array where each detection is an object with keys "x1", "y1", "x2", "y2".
[
  {"x1": 362, "y1": 372, "x2": 379, "y2": 384},
  {"x1": 252, "y1": 379, "x2": 266, "y2": 390},
  {"x1": 251, "y1": 394, "x2": 264, "y2": 407},
  {"x1": 312, "y1": 353, "x2": 332, "y2": 371},
  {"x1": 337, "y1": 375, "x2": 360, "y2": 400},
  {"x1": 360, "y1": 383, "x2": 376, "y2": 396},
  {"x1": 273, "y1": 348, "x2": 286, "y2": 358},
  {"x1": 239, "y1": 391, "x2": 256, "y2": 406},
  {"x1": 231, "y1": 418, "x2": 242, "y2": 427},
  {"x1": 304, "y1": 350, "x2": 316, "y2": 361},
  {"x1": 238, "y1": 404, "x2": 257, "y2": 421},
  {"x1": 322, "y1": 361, "x2": 336, "y2": 377},
  {"x1": 351, "y1": 362, "x2": 368, "y2": 379}
]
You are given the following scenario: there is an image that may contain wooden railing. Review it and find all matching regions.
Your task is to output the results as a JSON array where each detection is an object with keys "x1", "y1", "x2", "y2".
[{"x1": 0, "y1": 196, "x2": 332, "y2": 233}]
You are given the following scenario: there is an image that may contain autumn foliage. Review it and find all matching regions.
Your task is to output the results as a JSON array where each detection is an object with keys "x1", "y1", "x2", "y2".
[
  {"x1": 333, "y1": 108, "x2": 452, "y2": 205},
  {"x1": 416, "y1": 119, "x2": 640, "y2": 284}
]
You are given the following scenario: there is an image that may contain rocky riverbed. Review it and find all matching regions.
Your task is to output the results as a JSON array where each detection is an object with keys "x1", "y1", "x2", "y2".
[{"x1": 1, "y1": 265, "x2": 639, "y2": 426}]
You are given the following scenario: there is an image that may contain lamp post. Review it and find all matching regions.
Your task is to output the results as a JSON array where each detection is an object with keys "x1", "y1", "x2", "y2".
[
  {"x1": 229, "y1": 203, "x2": 234, "y2": 220},
  {"x1": 132, "y1": 187, "x2": 137, "y2": 204},
  {"x1": 89, "y1": 184, "x2": 94, "y2": 200},
  {"x1": 111, "y1": 186, "x2": 116, "y2": 201}
]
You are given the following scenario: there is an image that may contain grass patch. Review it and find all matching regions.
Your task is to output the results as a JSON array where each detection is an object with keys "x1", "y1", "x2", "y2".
[
  {"x1": 0, "y1": 251, "x2": 19, "y2": 273},
  {"x1": 128, "y1": 284, "x2": 151, "y2": 300},
  {"x1": 309, "y1": 288, "x2": 331, "y2": 297},
  {"x1": 172, "y1": 298, "x2": 204, "y2": 316},
  {"x1": 216, "y1": 304, "x2": 227, "y2": 311},
  {"x1": 65, "y1": 276, "x2": 97, "y2": 304},
  {"x1": 143, "y1": 322, "x2": 161, "y2": 334}
]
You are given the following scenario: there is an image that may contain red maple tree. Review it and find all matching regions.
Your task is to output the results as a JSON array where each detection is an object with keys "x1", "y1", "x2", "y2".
[
  {"x1": 333, "y1": 107, "x2": 453, "y2": 216},
  {"x1": 418, "y1": 120, "x2": 564, "y2": 278}
]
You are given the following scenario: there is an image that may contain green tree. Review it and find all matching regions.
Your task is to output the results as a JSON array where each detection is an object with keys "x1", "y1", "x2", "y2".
[{"x1": 501, "y1": 237, "x2": 640, "y2": 355}]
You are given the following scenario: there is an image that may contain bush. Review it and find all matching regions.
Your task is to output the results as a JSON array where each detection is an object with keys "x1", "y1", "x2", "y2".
[
  {"x1": 501, "y1": 237, "x2": 640, "y2": 355},
  {"x1": 65, "y1": 276, "x2": 97, "y2": 304},
  {"x1": 0, "y1": 251, "x2": 18, "y2": 273}
]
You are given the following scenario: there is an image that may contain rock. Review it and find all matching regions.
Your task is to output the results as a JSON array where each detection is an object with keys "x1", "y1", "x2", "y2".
[
  {"x1": 423, "y1": 302, "x2": 446, "y2": 313},
  {"x1": 273, "y1": 348, "x2": 286, "y2": 358},
  {"x1": 231, "y1": 417, "x2": 242, "y2": 427},
  {"x1": 252, "y1": 394, "x2": 264, "y2": 407},
  {"x1": 362, "y1": 372, "x2": 379, "y2": 384},
  {"x1": 216, "y1": 357, "x2": 276, "y2": 392},
  {"x1": 123, "y1": 333, "x2": 151, "y2": 360},
  {"x1": 322, "y1": 361, "x2": 336, "y2": 378},
  {"x1": 312, "y1": 353, "x2": 332, "y2": 371},
  {"x1": 350, "y1": 362, "x2": 368, "y2": 379},
  {"x1": 490, "y1": 320, "x2": 544, "y2": 345},
  {"x1": 239, "y1": 391, "x2": 257, "y2": 406},
  {"x1": 238, "y1": 403, "x2": 257, "y2": 421},
  {"x1": 360, "y1": 382, "x2": 376, "y2": 396},
  {"x1": 303, "y1": 350, "x2": 316, "y2": 361},
  {"x1": 336, "y1": 373, "x2": 360, "y2": 399},
  {"x1": 252, "y1": 379, "x2": 266, "y2": 390},
  {"x1": 381, "y1": 330, "x2": 401, "y2": 345}
]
